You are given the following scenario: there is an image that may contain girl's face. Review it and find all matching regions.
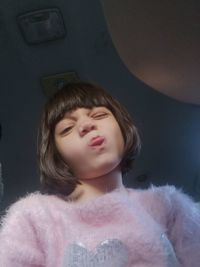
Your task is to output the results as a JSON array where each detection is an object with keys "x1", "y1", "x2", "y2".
[{"x1": 54, "y1": 107, "x2": 124, "y2": 180}]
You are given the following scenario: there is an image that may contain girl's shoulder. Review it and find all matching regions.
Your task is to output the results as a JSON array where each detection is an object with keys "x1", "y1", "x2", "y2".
[
  {"x1": 127, "y1": 184, "x2": 198, "y2": 225},
  {"x1": 5, "y1": 192, "x2": 54, "y2": 212},
  {"x1": 128, "y1": 184, "x2": 194, "y2": 207},
  {"x1": 1, "y1": 192, "x2": 64, "y2": 225}
]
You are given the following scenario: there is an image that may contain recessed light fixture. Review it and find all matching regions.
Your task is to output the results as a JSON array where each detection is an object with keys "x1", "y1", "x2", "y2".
[{"x1": 17, "y1": 8, "x2": 66, "y2": 44}]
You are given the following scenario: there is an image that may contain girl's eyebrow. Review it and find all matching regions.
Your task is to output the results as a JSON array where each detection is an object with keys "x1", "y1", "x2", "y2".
[
  {"x1": 63, "y1": 113, "x2": 77, "y2": 121},
  {"x1": 63, "y1": 108, "x2": 91, "y2": 121},
  {"x1": 63, "y1": 109, "x2": 83, "y2": 120}
]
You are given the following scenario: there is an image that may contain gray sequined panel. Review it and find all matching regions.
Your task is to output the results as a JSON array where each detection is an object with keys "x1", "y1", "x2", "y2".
[{"x1": 63, "y1": 239, "x2": 128, "y2": 267}]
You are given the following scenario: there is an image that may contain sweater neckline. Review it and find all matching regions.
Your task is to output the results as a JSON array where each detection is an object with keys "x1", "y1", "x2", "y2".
[
  {"x1": 64, "y1": 187, "x2": 132, "y2": 225},
  {"x1": 64, "y1": 186, "x2": 129, "y2": 208}
]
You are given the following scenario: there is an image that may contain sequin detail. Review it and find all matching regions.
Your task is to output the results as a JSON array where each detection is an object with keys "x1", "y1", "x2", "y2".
[{"x1": 63, "y1": 239, "x2": 128, "y2": 267}]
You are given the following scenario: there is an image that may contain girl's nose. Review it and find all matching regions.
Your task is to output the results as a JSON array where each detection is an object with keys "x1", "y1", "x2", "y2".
[{"x1": 79, "y1": 120, "x2": 96, "y2": 137}]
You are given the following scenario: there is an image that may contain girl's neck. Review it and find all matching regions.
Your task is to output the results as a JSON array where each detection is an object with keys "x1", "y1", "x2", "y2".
[{"x1": 65, "y1": 167, "x2": 125, "y2": 204}]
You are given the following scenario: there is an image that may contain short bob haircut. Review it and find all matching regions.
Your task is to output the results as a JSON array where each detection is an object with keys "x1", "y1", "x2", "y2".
[{"x1": 38, "y1": 82, "x2": 141, "y2": 196}]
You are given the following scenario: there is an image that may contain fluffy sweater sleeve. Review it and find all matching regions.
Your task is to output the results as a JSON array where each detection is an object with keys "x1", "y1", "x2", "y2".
[
  {"x1": 0, "y1": 195, "x2": 45, "y2": 267},
  {"x1": 165, "y1": 187, "x2": 200, "y2": 266},
  {"x1": 137, "y1": 185, "x2": 200, "y2": 266}
]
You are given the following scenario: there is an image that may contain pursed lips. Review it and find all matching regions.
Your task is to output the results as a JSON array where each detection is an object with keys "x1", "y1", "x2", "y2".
[{"x1": 89, "y1": 136, "x2": 105, "y2": 147}]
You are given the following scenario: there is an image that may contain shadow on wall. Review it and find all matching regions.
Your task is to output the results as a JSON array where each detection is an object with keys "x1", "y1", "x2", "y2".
[
  {"x1": 0, "y1": 180, "x2": 3, "y2": 203},
  {"x1": 0, "y1": 124, "x2": 3, "y2": 202}
]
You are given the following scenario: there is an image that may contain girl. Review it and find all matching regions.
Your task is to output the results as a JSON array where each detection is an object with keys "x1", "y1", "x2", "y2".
[{"x1": 0, "y1": 82, "x2": 200, "y2": 267}]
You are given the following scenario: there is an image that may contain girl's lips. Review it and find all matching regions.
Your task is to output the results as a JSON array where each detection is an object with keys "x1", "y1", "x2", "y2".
[{"x1": 89, "y1": 136, "x2": 105, "y2": 146}]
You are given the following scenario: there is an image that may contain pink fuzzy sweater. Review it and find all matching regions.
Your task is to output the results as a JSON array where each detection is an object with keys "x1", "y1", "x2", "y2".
[{"x1": 0, "y1": 185, "x2": 200, "y2": 267}]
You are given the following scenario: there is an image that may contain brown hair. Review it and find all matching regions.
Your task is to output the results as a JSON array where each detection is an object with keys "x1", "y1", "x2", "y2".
[{"x1": 37, "y1": 82, "x2": 141, "y2": 196}]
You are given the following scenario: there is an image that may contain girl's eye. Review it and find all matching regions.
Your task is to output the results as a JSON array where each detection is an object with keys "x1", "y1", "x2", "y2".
[
  {"x1": 92, "y1": 112, "x2": 108, "y2": 119},
  {"x1": 60, "y1": 126, "x2": 73, "y2": 135}
]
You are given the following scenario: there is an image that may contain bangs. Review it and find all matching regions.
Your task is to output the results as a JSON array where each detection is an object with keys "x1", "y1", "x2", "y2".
[{"x1": 46, "y1": 83, "x2": 113, "y2": 129}]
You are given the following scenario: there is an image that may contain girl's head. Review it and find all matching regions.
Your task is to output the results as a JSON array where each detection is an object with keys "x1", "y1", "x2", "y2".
[{"x1": 38, "y1": 82, "x2": 141, "y2": 196}]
